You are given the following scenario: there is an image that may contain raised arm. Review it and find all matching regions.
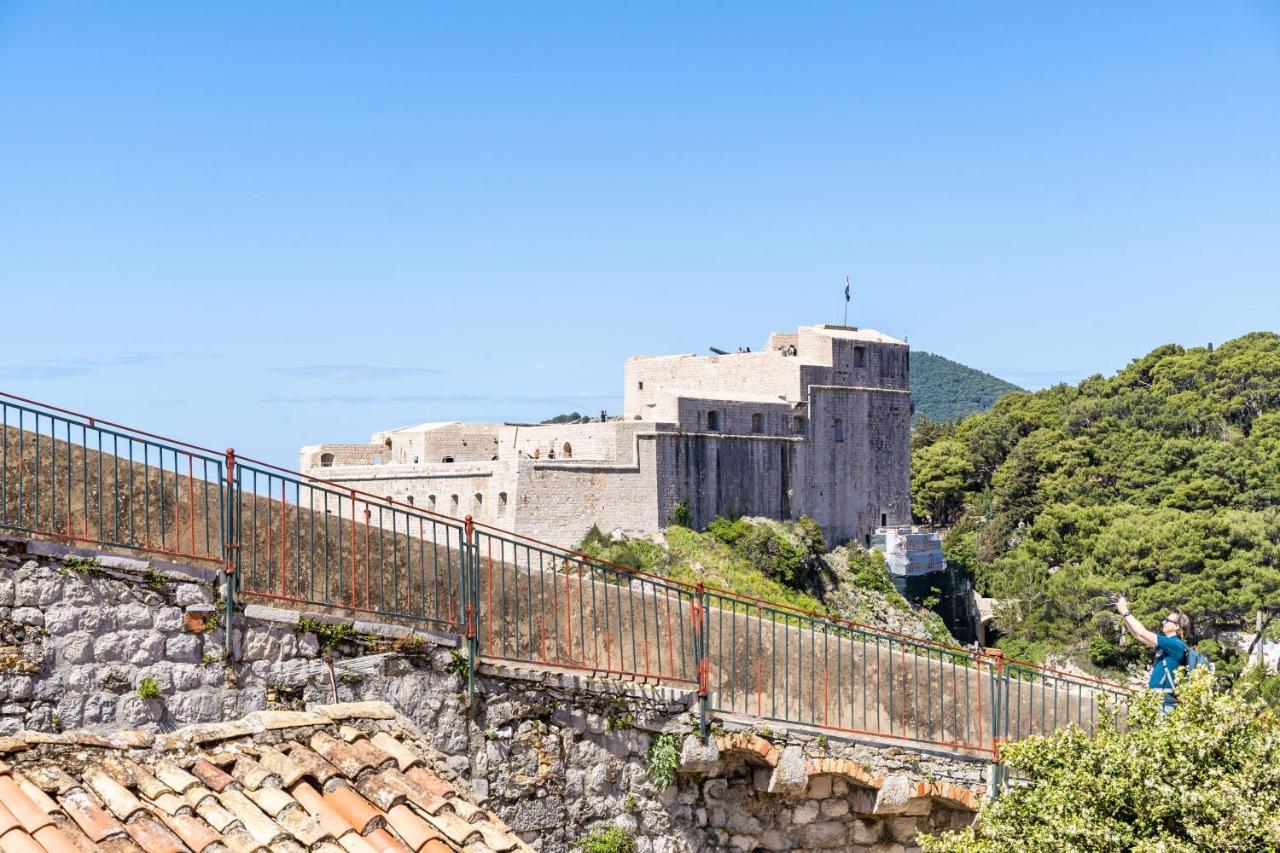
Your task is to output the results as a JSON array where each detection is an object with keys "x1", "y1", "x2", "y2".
[{"x1": 1115, "y1": 595, "x2": 1157, "y2": 648}]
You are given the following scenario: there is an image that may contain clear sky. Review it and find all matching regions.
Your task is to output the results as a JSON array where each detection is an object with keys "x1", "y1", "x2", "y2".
[{"x1": 2, "y1": 3, "x2": 1278, "y2": 467}]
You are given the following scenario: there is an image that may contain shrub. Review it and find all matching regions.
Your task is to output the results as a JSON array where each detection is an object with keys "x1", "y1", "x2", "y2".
[
  {"x1": 646, "y1": 732, "x2": 680, "y2": 789},
  {"x1": 137, "y1": 677, "x2": 161, "y2": 700},
  {"x1": 670, "y1": 501, "x2": 692, "y2": 528},
  {"x1": 920, "y1": 671, "x2": 1280, "y2": 851},
  {"x1": 575, "y1": 826, "x2": 638, "y2": 853},
  {"x1": 445, "y1": 650, "x2": 469, "y2": 681}
]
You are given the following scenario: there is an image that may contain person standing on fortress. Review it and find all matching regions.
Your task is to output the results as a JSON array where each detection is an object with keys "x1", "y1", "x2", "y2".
[{"x1": 1114, "y1": 595, "x2": 1190, "y2": 714}]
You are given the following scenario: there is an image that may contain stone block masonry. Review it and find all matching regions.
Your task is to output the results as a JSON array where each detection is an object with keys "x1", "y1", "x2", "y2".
[{"x1": 0, "y1": 539, "x2": 981, "y2": 851}]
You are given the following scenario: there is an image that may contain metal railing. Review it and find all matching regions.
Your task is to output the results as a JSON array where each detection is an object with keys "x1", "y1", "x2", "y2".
[{"x1": 0, "y1": 389, "x2": 1130, "y2": 764}]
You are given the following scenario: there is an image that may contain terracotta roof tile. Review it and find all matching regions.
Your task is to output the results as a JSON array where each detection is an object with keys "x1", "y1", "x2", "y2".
[
  {"x1": 285, "y1": 743, "x2": 342, "y2": 787},
  {"x1": 231, "y1": 755, "x2": 279, "y2": 790},
  {"x1": 291, "y1": 780, "x2": 350, "y2": 835},
  {"x1": 324, "y1": 784, "x2": 386, "y2": 835},
  {"x1": 0, "y1": 826, "x2": 46, "y2": 853},
  {"x1": 369, "y1": 733, "x2": 422, "y2": 772},
  {"x1": 152, "y1": 761, "x2": 200, "y2": 795},
  {"x1": 154, "y1": 809, "x2": 221, "y2": 853},
  {"x1": 32, "y1": 824, "x2": 83, "y2": 853},
  {"x1": 191, "y1": 758, "x2": 238, "y2": 793},
  {"x1": 364, "y1": 826, "x2": 413, "y2": 853},
  {"x1": 0, "y1": 703, "x2": 529, "y2": 853},
  {"x1": 310, "y1": 732, "x2": 381, "y2": 779},
  {"x1": 0, "y1": 774, "x2": 53, "y2": 835},
  {"x1": 57, "y1": 788, "x2": 129, "y2": 844},
  {"x1": 83, "y1": 766, "x2": 146, "y2": 822},
  {"x1": 274, "y1": 802, "x2": 329, "y2": 847},
  {"x1": 254, "y1": 745, "x2": 307, "y2": 788},
  {"x1": 215, "y1": 790, "x2": 285, "y2": 847},
  {"x1": 383, "y1": 803, "x2": 447, "y2": 852},
  {"x1": 120, "y1": 814, "x2": 185, "y2": 853}
]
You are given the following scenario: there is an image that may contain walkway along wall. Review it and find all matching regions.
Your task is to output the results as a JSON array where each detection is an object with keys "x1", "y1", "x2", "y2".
[{"x1": 0, "y1": 390, "x2": 1129, "y2": 767}]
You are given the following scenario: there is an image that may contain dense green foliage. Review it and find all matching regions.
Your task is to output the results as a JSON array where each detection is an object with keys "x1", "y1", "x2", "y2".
[
  {"x1": 911, "y1": 351, "x2": 1022, "y2": 424},
  {"x1": 575, "y1": 826, "x2": 638, "y2": 853},
  {"x1": 920, "y1": 671, "x2": 1280, "y2": 852},
  {"x1": 913, "y1": 333, "x2": 1280, "y2": 664},
  {"x1": 541, "y1": 411, "x2": 598, "y2": 424},
  {"x1": 576, "y1": 518, "x2": 933, "y2": 639}
]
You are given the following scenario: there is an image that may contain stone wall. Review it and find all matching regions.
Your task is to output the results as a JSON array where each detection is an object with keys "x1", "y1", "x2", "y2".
[{"x1": 0, "y1": 540, "x2": 982, "y2": 851}]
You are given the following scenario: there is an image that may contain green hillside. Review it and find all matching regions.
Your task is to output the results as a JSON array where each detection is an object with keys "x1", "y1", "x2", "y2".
[
  {"x1": 910, "y1": 351, "x2": 1022, "y2": 423},
  {"x1": 912, "y1": 332, "x2": 1280, "y2": 670}
]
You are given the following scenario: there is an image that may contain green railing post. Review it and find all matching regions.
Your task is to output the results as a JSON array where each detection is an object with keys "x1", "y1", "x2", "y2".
[
  {"x1": 988, "y1": 648, "x2": 1007, "y2": 799},
  {"x1": 222, "y1": 448, "x2": 237, "y2": 659},
  {"x1": 696, "y1": 583, "x2": 710, "y2": 740},
  {"x1": 464, "y1": 515, "x2": 478, "y2": 702}
]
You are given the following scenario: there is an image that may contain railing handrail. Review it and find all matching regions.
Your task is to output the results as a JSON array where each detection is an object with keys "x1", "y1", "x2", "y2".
[{"x1": 0, "y1": 387, "x2": 1130, "y2": 714}]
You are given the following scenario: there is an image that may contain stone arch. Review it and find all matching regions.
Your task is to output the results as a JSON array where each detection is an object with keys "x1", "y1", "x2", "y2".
[
  {"x1": 714, "y1": 732, "x2": 778, "y2": 767},
  {"x1": 804, "y1": 758, "x2": 883, "y2": 791}
]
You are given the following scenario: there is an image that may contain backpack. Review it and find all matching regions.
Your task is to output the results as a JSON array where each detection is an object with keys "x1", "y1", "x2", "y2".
[{"x1": 1185, "y1": 648, "x2": 1214, "y2": 674}]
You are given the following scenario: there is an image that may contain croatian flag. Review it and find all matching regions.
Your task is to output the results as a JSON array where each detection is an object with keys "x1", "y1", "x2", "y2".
[{"x1": 844, "y1": 276, "x2": 851, "y2": 302}]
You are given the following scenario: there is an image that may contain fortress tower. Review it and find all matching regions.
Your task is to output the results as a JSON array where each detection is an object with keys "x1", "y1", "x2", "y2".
[{"x1": 300, "y1": 324, "x2": 912, "y2": 549}]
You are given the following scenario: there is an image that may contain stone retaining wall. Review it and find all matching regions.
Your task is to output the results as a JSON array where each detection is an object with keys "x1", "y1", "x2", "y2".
[{"x1": 0, "y1": 539, "x2": 981, "y2": 851}]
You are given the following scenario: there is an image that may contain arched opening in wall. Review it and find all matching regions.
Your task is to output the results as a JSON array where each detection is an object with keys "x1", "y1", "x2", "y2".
[
  {"x1": 854, "y1": 346, "x2": 866, "y2": 368},
  {"x1": 450, "y1": 495, "x2": 459, "y2": 513},
  {"x1": 407, "y1": 496, "x2": 415, "y2": 506},
  {"x1": 834, "y1": 418, "x2": 845, "y2": 443},
  {"x1": 428, "y1": 495, "x2": 436, "y2": 510},
  {"x1": 706, "y1": 410, "x2": 719, "y2": 431},
  {"x1": 499, "y1": 492, "x2": 508, "y2": 511},
  {"x1": 442, "y1": 456, "x2": 454, "y2": 463},
  {"x1": 881, "y1": 513, "x2": 887, "y2": 527},
  {"x1": 562, "y1": 442, "x2": 573, "y2": 458},
  {"x1": 319, "y1": 453, "x2": 335, "y2": 467},
  {"x1": 474, "y1": 493, "x2": 483, "y2": 512},
  {"x1": 793, "y1": 417, "x2": 804, "y2": 435},
  {"x1": 751, "y1": 413, "x2": 763, "y2": 434},
  {"x1": 638, "y1": 381, "x2": 644, "y2": 390}
]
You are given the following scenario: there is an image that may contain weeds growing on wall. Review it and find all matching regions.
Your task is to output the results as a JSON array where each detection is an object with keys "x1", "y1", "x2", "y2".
[
  {"x1": 575, "y1": 826, "x2": 638, "y2": 853},
  {"x1": 646, "y1": 732, "x2": 680, "y2": 790}
]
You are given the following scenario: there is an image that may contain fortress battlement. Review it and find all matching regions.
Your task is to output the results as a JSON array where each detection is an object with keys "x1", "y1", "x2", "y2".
[{"x1": 301, "y1": 324, "x2": 911, "y2": 548}]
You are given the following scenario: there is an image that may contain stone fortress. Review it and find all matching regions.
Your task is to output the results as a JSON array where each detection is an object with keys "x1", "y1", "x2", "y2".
[{"x1": 301, "y1": 324, "x2": 913, "y2": 550}]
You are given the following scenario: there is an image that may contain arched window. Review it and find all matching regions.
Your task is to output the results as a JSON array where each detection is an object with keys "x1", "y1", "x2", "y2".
[
  {"x1": 562, "y1": 442, "x2": 573, "y2": 458},
  {"x1": 751, "y1": 413, "x2": 763, "y2": 434},
  {"x1": 834, "y1": 418, "x2": 845, "y2": 443},
  {"x1": 320, "y1": 453, "x2": 335, "y2": 467},
  {"x1": 450, "y1": 494, "x2": 459, "y2": 513},
  {"x1": 474, "y1": 493, "x2": 483, "y2": 511},
  {"x1": 428, "y1": 495, "x2": 436, "y2": 510},
  {"x1": 499, "y1": 492, "x2": 508, "y2": 511},
  {"x1": 853, "y1": 346, "x2": 866, "y2": 368},
  {"x1": 407, "y1": 496, "x2": 415, "y2": 506},
  {"x1": 706, "y1": 410, "x2": 719, "y2": 432}
]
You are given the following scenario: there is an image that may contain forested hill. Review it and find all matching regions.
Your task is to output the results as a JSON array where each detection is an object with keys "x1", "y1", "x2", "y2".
[
  {"x1": 910, "y1": 351, "x2": 1022, "y2": 423},
  {"x1": 912, "y1": 332, "x2": 1280, "y2": 669}
]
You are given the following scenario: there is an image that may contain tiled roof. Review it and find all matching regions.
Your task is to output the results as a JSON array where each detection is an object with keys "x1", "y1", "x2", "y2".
[{"x1": 0, "y1": 703, "x2": 528, "y2": 853}]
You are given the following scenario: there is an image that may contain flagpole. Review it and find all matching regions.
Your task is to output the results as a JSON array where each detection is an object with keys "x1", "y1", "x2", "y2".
[{"x1": 843, "y1": 275, "x2": 850, "y2": 326}]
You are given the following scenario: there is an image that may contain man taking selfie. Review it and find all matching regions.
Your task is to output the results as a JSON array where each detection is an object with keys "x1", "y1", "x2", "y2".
[{"x1": 1114, "y1": 595, "x2": 1190, "y2": 713}]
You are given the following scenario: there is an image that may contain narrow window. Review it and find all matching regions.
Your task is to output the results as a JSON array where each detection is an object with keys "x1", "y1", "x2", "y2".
[
  {"x1": 881, "y1": 512, "x2": 887, "y2": 527},
  {"x1": 562, "y1": 442, "x2": 573, "y2": 458},
  {"x1": 319, "y1": 453, "x2": 335, "y2": 467},
  {"x1": 428, "y1": 495, "x2": 436, "y2": 510},
  {"x1": 706, "y1": 410, "x2": 720, "y2": 431},
  {"x1": 474, "y1": 493, "x2": 483, "y2": 511},
  {"x1": 450, "y1": 494, "x2": 459, "y2": 513},
  {"x1": 834, "y1": 418, "x2": 845, "y2": 443},
  {"x1": 407, "y1": 496, "x2": 415, "y2": 506},
  {"x1": 751, "y1": 413, "x2": 763, "y2": 434},
  {"x1": 499, "y1": 492, "x2": 508, "y2": 511},
  {"x1": 442, "y1": 456, "x2": 454, "y2": 463},
  {"x1": 638, "y1": 381, "x2": 644, "y2": 390},
  {"x1": 793, "y1": 416, "x2": 804, "y2": 435},
  {"x1": 854, "y1": 346, "x2": 866, "y2": 368}
]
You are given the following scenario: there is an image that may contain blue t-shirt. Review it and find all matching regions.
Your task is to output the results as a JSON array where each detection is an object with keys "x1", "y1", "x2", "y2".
[{"x1": 1149, "y1": 634, "x2": 1189, "y2": 690}]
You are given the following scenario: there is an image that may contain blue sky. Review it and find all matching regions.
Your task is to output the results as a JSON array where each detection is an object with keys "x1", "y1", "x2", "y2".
[{"x1": 2, "y1": 3, "x2": 1278, "y2": 467}]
